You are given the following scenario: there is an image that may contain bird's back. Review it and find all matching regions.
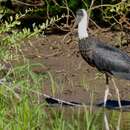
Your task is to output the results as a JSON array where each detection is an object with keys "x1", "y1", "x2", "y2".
[{"x1": 79, "y1": 37, "x2": 130, "y2": 80}]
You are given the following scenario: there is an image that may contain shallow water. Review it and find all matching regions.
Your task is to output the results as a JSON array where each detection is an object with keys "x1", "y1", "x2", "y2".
[
  {"x1": 46, "y1": 106, "x2": 130, "y2": 130},
  {"x1": 102, "y1": 110, "x2": 130, "y2": 130}
]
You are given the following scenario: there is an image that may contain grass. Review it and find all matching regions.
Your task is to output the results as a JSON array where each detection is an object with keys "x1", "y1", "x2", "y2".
[
  {"x1": 0, "y1": 61, "x2": 103, "y2": 130},
  {"x1": 80, "y1": 74, "x2": 89, "y2": 91}
]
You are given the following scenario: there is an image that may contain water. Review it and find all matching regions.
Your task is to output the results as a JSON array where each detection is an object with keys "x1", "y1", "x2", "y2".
[
  {"x1": 46, "y1": 106, "x2": 130, "y2": 130},
  {"x1": 103, "y1": 110, "x2": 130, "y2": 130}
]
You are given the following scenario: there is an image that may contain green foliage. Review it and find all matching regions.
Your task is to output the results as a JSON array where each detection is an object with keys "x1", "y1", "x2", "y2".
[
  {"x1": 68, "y1": 0, "x2": 81, "y2": 11},
  {"x1": 1, "y1": 0, "x2": 129, "y2": 28},
  {"x1": 0, "y1": 12, "x2": 63, "y2": 61},
  {"x1": 102, "y1": 1, "x2": 129, "y2": 24}
]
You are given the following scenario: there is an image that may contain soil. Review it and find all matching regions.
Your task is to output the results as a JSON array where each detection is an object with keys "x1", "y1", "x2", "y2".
[{"x1": 21, "y1": 30, "x2": 130, "y2": 105}]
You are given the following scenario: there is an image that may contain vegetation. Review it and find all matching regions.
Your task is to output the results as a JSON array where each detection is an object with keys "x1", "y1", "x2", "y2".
[
  {"x1": 0, "y1": 0, "x2": 130, "y2": 129},
  {"x1": 1, "y1": 0, "x2": 130, "y2": 29}
]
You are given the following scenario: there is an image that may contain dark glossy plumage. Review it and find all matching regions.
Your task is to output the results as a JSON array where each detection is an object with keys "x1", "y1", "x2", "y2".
[
  {"x1": 76, "y1": 9, "x2": 123, "y2": 107},
  {"x1": 79, "y1": 37, "x2": 130, "y2": 80}
]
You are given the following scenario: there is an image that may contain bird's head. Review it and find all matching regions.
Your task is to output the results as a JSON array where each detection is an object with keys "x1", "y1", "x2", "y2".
[
  {"x1": 74, "y1": 9, "x2": 89, "y2": 39},
  {"x1": 75, "y1": 9, "x2": 87, "y2": 25}
]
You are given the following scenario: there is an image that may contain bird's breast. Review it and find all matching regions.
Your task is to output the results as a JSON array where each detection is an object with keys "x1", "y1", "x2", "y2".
[{"x1": 79, "y1": 39, "x2": 95, "y2": 66}]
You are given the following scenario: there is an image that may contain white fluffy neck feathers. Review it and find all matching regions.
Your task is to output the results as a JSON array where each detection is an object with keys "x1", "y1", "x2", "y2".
[{"x1": 78, "y1": 10, "x2": 88, "y2": 39}]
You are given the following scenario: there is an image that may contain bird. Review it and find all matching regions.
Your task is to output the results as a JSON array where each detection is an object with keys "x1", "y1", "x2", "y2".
[{"x1": 75, "y1": 9, "x2": 130, "y2": 108}]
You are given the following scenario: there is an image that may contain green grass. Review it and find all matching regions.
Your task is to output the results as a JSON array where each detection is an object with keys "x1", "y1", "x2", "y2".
[{"x1": 0, "y1": 60, "x2": 103, "y2": 130}]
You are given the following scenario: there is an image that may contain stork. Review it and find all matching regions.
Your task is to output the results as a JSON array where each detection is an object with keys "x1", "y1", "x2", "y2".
[{"x1": 75, "y1": 9, "x2": 130, "y2": 108}]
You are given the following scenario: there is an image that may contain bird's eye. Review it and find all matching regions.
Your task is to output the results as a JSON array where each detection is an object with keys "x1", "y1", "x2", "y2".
[{"x1": 76, "y1": 9, "x2": 83, "y2": 16}]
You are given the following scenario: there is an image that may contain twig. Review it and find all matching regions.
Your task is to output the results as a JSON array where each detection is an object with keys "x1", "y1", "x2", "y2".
[
  {"x1": 62, "y1": 31, "x2": 73, "y2": 43},
  {"x1": 75, "y1": 61, "x2": 83, "y2": 71},
  {"x1": 89, "y1": 18, "x2": 116, "y2": 32},
  {"x1": 13, "y1": 0, "x2": 44, "y2": 7},
  {"x1": 44, "y1": 51, "x2": 63, "y2": 58},
  {"x1": 53, "y1": 5, "x2": 75, "y2": 32},
  {"x1": 64, "y1": 0, "x2": 69, "y2": 27},
  {"x1": 51, "y1": 0, "x2": 59, "y2": 5},
  {"x1": 43, "y1": 93, "x2": 81, "y2": 106},
  {"x1": 45, "y1": 0, "x2": 50, "y2": 18},
  {"x1": 88, "y1": 2, "x2": 123, "y2": 11},
  {"x1": 89, "y1": 0, "x2": 95, "y2": 16}
]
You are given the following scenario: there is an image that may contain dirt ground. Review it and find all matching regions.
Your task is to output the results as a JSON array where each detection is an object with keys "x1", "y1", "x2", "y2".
[{"x1": 21, "y1": 30, "x2": 130, "y2": 105}]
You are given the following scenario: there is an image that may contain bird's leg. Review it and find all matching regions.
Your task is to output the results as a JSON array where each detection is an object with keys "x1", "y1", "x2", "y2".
[
  {"x1": 104, "y1": 74, "x2": 110, "y2": 107},
  {"x1": 111, "y1": 78, "x2": 121, "y2": 108}
]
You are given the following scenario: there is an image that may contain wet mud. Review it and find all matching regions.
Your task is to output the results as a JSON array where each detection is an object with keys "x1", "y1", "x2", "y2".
[{"x1": 21, "y1": 31, "x2": 130, "y2": 106}]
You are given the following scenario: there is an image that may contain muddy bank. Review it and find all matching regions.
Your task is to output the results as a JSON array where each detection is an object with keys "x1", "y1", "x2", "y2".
[{"x1": 21, "y1": 31, "x2": 130, "y2": 105}]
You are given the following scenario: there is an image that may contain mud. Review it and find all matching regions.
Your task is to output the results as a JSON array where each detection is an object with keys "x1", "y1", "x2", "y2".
[{"x1": 21, "y1": 31, "x2": 130, "y2": 105}]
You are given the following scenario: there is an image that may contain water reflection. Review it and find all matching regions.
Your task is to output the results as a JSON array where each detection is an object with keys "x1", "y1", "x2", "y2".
[
  {"x1": 104, "y1": 111, "x2": 121, "y2": 130},
  {"x1": 46, "y1": 106, "x2": 130, "y2": 130},
  {"x1": 104, "y1": 112, "x2": 110, "y2": 130}
]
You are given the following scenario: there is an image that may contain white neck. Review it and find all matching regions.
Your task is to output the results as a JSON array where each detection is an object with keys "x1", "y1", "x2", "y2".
[{"x1": 78, "y1": 11, "x2": 88, "y2": 39}]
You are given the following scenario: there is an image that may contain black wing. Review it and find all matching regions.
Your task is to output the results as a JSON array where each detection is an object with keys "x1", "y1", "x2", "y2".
[{"x1": 91, "y1": 40, "x2": 130, "y2": 80}]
